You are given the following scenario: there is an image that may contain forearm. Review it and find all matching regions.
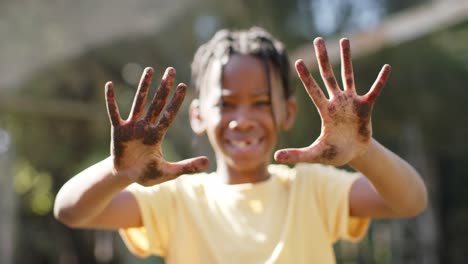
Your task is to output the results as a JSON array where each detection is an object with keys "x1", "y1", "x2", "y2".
[
  {"x1": 349, "y1": 138, "x2": 428, "y2": 216},
  {"x1": 54, "y1": 157, "x2": 132, "y2": 227}
]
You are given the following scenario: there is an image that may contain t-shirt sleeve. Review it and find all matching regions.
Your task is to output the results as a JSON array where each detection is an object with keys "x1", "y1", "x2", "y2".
[
  {"x1": 118, "y1": 182, "x2": 175, "y2": 258},
  {"x1": 296, "y1": 163, "x2": 370, "y2": 243}
]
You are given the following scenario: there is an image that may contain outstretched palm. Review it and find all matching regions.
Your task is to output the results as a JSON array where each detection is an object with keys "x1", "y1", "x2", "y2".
[
  {"x1": 105, "y1": 67, "x2": 209, "y2": 186},
  {"x1": 275, "y1": 38, "x2": 391, "y2": 166}
]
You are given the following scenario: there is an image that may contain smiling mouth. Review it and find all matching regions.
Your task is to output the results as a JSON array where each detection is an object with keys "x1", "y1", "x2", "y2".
[{"x1": 226, "y1": 137, "x2": 263, "y2": 149}]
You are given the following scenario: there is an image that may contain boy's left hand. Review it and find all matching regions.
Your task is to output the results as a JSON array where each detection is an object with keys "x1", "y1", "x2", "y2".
[{"x1": 275, "y1": 37, "x2": 391, "y2": 166}]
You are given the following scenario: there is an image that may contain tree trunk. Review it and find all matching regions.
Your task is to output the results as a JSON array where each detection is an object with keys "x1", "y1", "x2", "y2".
[
  {"x1": 0, "y1": 129, "x2": 15, "y2": 264},
  {"x1": 399, "y1": 120, "x2": 440, "y2": 263}
]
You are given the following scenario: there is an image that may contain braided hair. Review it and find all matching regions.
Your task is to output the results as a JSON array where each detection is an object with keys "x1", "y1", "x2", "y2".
[{"x1": 191, "y1": 27, "x2": 293, "y2": 100}]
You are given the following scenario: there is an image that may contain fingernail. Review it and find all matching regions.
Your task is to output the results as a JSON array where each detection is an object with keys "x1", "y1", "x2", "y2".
[
  {"x1": 296, "y1": 61, "x2": 308, "y2": 76},
  {"x1": 275, "y1": 151, "x2": 289, "y2": 162},
  {"x1": 314, "y1": 37, "x2": 324, "y2": 46},
  {"x1": 199, "y1": 157, "x2": 209, "y2": 167},
  {"x1": 166, "y1": 67, "x2": 176, "y2": 76},
  {"x1": 340, "y1": 38, "x2": 349, "y2": 46},
  {"x1": 145, "y1": 67, "x2": 154, "y2": 73},
  {"x1": 176, "y1": 83, "x2": 187, "y2": 93}
]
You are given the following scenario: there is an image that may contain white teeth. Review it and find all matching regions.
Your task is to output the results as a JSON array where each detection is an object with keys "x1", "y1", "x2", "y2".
[{"x1": 230, "y1": 139, "x2": 259, "y2": 148}]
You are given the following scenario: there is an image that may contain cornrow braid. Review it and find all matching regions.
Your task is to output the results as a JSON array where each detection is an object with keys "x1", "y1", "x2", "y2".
[{"x1": 191, "y1": 27, "x2": 293, "y2": 99}]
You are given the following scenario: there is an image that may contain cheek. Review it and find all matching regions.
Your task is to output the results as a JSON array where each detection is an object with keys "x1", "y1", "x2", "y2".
[{"x1": 260, "y1": 109, "x2": 277, "y2": 129}]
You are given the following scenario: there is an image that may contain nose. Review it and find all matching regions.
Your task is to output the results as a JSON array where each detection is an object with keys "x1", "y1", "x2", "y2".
[{"x1": 228, "y1": 108, "x2": 255, "y2": 131}]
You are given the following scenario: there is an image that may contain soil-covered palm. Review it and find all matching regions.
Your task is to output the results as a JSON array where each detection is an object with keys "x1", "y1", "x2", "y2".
[
  {"x1": 105, "y1": 67, "x2": 209, "y2": 186},
  {"x1": 275, "y1": 38, "x2": 391, "y2": 166}
]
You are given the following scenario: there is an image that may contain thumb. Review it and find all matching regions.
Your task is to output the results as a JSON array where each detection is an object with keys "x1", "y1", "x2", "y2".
[
  {"x1": 275, "y1": 143, "x2": 336, "y2": 164},
  {"x1": 274, "y1": 148, "x2": 312, "y2": 164},
  {"x1": 166, "y1": 156, "x2": 210, "y2": 177}
]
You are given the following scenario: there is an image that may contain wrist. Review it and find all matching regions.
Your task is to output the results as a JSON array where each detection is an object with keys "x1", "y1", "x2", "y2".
[
  {"x1": 104, "y1": 157, "x2": 134, "y2": 188},
  {"x1": 348, "y1": 138, "x2": 377, "y2": 170}
]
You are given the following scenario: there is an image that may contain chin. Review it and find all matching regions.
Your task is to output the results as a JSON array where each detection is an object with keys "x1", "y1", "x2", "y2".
[{"x1": 226, "y1": 154, "x2": 271, "y2": 171}]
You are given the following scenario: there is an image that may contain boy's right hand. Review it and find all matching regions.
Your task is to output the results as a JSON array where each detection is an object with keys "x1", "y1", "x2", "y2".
[{"x1": 105, "y1": 67, "x2": 209, "y2": 186}]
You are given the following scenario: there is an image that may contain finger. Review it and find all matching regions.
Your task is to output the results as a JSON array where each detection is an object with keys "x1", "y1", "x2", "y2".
[
  {"x1": 128, "y1": 67, "x2": 154, "y2": 121},
  {"x1": 155, "y1": 83, "x2": 187, "y2": 135},
  {"x1": 166, "y1": 156, "x2": 210, "y2": 177},
  {"x1": 314, "y1": 37, "x2": 340, "y2": 98},
  {"x1": 105, "y1": 81, "x2": 122, "y2": 126},
  {"x1": 364, "y1": 64, "x2": 391, "y2": 103},
  {"x1": 145, "y1": 67, "x2": 176, "y2": 123},
  {"x1": 340, "y1": 38, "x2": 355, "y2": 92},
  {"x1": 295, "y1": 60, "x2": 327, "y2": 111},
  {"x1": 275, "y1": 143, "x2": 337, "y2": 164},
  {"x1": 274, "y1": 147, "x2": 312, "y2": 164}
]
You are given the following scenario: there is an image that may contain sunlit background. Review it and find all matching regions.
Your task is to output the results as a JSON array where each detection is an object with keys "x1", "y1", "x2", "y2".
[{"x1": 1, "y1": 0, "x2": 467, "y2": 263}]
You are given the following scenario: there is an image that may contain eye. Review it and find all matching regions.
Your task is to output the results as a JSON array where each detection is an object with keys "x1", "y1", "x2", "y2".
[
  {"x1": 216, "y1": 99, "x2": 235, "y2": 109},
  {"x1": 222, "y1": 101, "x2": 235, "y2": 108},
  {"x1": 254, "y1": 100, "x2": 271, "y2": 107}
]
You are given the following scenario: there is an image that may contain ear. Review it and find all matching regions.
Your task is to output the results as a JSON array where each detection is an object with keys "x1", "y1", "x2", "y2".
[
  {"x1": 189, "y1": 99, "x2": 206, "y2": 135},
  {"x1": 281, "y1": 97, "x2": 297, "y2": 131}
]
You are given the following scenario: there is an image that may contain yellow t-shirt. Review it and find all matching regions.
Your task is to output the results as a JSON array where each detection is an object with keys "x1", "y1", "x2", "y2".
[{"x1": 119, "y1": 163, "x2": 370, "y2": 264}]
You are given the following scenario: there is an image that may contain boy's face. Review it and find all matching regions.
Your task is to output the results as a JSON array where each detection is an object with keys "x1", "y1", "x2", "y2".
[{"x1": 193, "y1": 54, "x2": 294, "y2": 175}]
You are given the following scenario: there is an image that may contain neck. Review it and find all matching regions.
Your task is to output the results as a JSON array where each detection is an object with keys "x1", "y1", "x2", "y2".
[{"x1": 215, "y1": 157, "x2": 270, "y2": 185}]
